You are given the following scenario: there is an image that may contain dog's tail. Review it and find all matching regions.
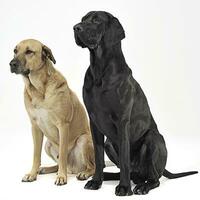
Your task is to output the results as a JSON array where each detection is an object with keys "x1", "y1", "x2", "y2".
[
  {"x1": 103, "y1": 172, "x2": 120, "y2": 181},
  {"x1": 103, "y1": 169, "x2": 198, "y2": 181},
  {"x1": 163, "y1": 169, "x2": 198, "y2": 179}
]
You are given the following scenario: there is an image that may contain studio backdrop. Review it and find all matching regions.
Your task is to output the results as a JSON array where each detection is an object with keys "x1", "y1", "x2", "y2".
[{"x1": 0, "y1": 0, "x2": 199, "y2": 200}]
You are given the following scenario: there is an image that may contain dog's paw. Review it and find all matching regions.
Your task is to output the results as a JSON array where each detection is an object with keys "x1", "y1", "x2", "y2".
[
  {"x1": 115, "y1": 184, "x2": 133, "y2": 196},
  {"x1": 22, "y1": 173, "x2": 37, "y2": 182},
  {"x1": 133, "y1": 183, "x2": 149, "y2": 195},
  {"x1": 76, "y1": 171, "x2": 93, "y2": 180},
  {"x1": 55, "y1": 174, "x2": 67, "y2": 186},
  {"x1": 84, "y1": 180, "x2": 102, "y2": 190},
  {"x1": 133, "y1": 181, "x2": 160, "y2": 195},
  {"x1": 38, "y1": 167, "x2": 47, "y2": 174}
]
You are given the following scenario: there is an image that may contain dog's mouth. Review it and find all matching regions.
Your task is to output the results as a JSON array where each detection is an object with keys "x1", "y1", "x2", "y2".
[
  {"x1": 74, "y1": 31, "x2": 102, "y2": 49},
  {"x1": 74, "y1": 32, "x2": 87, "y2": 48},
  {"x1": 10, "y1": 66, "x2": 30, "y2": 76},
  {"x1": 10, "y1": 58, "x2": 30, "y2": 76}
]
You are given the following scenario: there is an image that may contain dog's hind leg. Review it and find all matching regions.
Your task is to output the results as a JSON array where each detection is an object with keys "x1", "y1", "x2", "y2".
[
  {"x1": 133, "y1": 180, "x2": 160, "y2": 195},
  {"x1": 133, "y1": 131, "x2": 166, "y2": 195},
  {"x1": 105, "y1": 139, "x2": 119, "y2": 167},
  {"x1": 38, "y1": 140, "x2": 59, "y2": 174},
  {"x1": 75, "y1": 134, "x2": 95, "y2": 180},
  {"x1": 133, "y1": 162, "x2": 160, "y2": 195},
  {"x1": 44, "y1": 140, "x2": 59, "y2": 162},
  {"x1": 39, "y1": 165, "x2": 58, "y2": 174}
]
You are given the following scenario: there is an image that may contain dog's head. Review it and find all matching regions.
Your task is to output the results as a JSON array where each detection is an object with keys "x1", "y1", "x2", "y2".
[
  {"x1": 73, "y1": 11, "x2": 125, "y2": 49},
  {"x1": 10, "y1": 39, "x2": 56, "y2": 76}
]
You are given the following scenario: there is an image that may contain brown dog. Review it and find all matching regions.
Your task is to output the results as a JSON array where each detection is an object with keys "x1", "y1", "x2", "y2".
[{"x1": 10, "y1": 39, "x2": 95, "y2": 185}]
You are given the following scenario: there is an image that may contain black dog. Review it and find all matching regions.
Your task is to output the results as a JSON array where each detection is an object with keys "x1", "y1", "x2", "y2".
[{"x1": 74, "y1": 11, "x2": 198, "y2": 196}]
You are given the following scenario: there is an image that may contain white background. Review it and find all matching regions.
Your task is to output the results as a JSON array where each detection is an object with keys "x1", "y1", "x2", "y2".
[{"x1": 0, "y1": 0, "x2": 200, "y2": 199}]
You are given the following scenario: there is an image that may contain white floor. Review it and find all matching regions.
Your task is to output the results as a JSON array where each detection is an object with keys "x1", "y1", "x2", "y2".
[{"x1": 0, "y1": 132, "x2": 199, "y2": 200}]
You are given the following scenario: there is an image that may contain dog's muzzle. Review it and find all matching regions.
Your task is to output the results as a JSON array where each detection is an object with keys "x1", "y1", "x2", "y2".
[
  {"x1": 73, "y1": 23, "x2": 84, "y2": 33},
  {"x1": 9, "y1": 59, "x2": 30, "y2": 75},
  {"x1": 10, "y1": 59, "x2": 20, "y2": 73}
]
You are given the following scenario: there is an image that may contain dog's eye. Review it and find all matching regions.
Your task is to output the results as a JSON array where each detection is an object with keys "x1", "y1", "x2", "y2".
[
  {"x1": 25, "y1": 50, "x2": 34, "y2": 55},
  {"x1": 14, "y1": 49, "x2": 17, "y2": 54}
]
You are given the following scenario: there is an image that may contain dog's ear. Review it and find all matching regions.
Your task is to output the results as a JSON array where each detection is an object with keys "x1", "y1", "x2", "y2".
[
  {"x1": 42, "y1": 45, "x2": 56, "y2": 64},
  {"x1": 104, "y1": 17, "x2": 125, "y2": 47}
]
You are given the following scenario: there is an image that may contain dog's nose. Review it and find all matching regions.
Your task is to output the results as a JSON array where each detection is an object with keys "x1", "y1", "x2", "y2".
[
  {"x1": 73, "y1": 24, "x2": 83, "y2": 32},
  {"x1": 10, "y1": 59, "x2": 19, "y2": 72},
  {"x1": 10, "y1": 59, "x2": 18, "y2": 67}
]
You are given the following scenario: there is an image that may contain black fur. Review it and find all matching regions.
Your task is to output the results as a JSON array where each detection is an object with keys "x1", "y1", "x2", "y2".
[{"x1": 74, "y1": 11, "x2": 198, "y2": 196}]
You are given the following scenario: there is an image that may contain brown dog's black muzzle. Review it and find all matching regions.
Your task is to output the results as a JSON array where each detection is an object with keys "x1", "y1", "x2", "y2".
[{"x1": 10, "y1": 59, "x2": 20, "y2": 73}]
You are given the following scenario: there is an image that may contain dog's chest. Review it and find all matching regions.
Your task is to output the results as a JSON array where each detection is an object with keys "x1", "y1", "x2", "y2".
[
  {"x1": 30, "y1": 107, "x2": 48, "y2": 125},
  {"x1": 83, "y1": 84, "x2": 119, "y2": 140},
  {"x1": 28, "y1": 103, "x2": 59, "y2": 141},
  {"x1": 85, "y1": 82, "x2": 118, "y2": 108}
]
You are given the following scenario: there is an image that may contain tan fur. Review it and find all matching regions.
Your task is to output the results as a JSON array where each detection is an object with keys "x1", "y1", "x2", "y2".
[{"x1": 13, "y1": 39, "x2": 94, "y2": 185}]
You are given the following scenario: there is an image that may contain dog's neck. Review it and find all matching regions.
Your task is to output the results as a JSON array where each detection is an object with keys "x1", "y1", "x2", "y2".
[
  {"x1": 23, "y1": 60, "x2": 55, "y2": 97},
  {"x1": 89, "y1": 42, "x2": 126, "y2": 85}
]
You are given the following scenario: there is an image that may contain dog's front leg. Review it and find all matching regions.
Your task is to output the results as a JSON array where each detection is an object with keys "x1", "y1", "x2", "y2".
[
  {"x1": 84, "y1": 120, "x2": 104, "y2": 190},
  {"x1": 55, "y1": 123, "x2": 69, "y2": 186},
  {"x1": 22, "y1": 124, "x2": 43, "y2": 182},
  {"x1": 115, "y1": 119, "x2": 133, "y2": 196}
]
